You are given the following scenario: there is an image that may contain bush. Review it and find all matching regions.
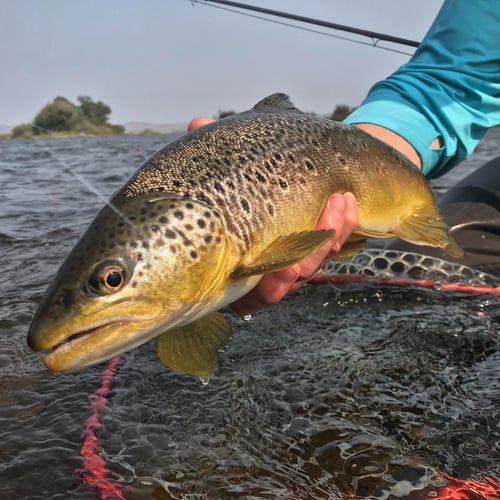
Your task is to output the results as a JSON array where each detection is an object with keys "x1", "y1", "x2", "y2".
[
  {"x1": 329, "y1": 105, "x2": 356, "y2": 122},
  {"x1": 11, "y1": 123, "x2": 34, "y2": 138}
]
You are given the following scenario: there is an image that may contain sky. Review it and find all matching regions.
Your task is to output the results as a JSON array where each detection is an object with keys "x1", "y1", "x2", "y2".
[{"x1": 1, "y1": 0, "x2": 443, "y2": 127}]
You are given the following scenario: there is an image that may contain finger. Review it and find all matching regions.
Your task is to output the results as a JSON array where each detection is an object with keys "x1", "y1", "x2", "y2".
[
  {"x1": 230, "y1": 266, "x2": 299, "y2": 316},
  {"x1": 187, "y1": 116, "x2": 215, "y2": 131}
]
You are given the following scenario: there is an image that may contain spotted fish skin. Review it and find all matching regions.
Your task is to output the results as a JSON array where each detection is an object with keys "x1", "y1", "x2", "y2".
[
  {"x1": 120, "y1": 97, "x2": 458, "y2": 261},
  {"x1": 28, "y1": 93, "x2": 461, "y2": 376}
]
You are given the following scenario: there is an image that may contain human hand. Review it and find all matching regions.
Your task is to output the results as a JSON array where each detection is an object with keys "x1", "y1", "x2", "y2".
[
  {"x1": 230, "y1": 192, "x2": 358, "y2": 315},
  {"x1": 186, "y1": 116, "x2": 359, "y2": 316}
]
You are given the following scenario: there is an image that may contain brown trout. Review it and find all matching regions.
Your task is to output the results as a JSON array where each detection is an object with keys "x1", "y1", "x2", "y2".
[{"x1": 28, "y1": 93, "x2": 462, "y2": 377}]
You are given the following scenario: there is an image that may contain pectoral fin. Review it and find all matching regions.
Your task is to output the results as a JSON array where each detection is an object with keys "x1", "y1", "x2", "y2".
[
  {"x1": 231, "y1": 229, "x2": 334, "y2": 279},
  {"x1": 156, "y1": 312, "x2": 232, "y2": 377}
]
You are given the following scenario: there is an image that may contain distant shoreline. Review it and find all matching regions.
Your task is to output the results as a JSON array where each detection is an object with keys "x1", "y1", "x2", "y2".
[{"x1": 0, "y1": 129, "x2": 185, "y2": 140}]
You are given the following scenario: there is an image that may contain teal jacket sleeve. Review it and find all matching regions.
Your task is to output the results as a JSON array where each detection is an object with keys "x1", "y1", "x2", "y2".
[{"x1": 344, "y1": 0, "x2": 500, "y2": 178}]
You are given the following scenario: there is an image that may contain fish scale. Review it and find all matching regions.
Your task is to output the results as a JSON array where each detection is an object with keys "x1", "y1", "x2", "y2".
[{"x1": 28, "y1": 93, "x2": 462, "y2": 377}]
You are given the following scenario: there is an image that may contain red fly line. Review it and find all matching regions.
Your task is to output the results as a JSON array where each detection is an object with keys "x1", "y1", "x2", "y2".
[{"x1": 77, "y1": 273, "x2": 499, "y2": 499}]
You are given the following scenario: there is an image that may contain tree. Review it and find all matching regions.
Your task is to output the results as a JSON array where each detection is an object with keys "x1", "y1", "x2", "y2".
[
  {"x1": 77, "y1": 95, "x2": 111, "y2": 125},
  {"x1": 33, "y1": 97, "x2": 80, "y2": 133},
  {"x1": 218, "y1": 110, "x2": 236, "y2": 119},
  {"x1": 329, "y1": 105, "x2": 356, "y2": 122}
]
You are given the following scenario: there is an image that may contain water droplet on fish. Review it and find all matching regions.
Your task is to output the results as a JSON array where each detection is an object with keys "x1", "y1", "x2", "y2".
[
  {"x1": 242, "y1": 314, "x2": 253, "y2": 322},
  {"x1": 434, "y1": 281, "x2": 442, "y2": 291},
  {"x1": 199, "y1": 376, "x2": 211, "y2": 386}
]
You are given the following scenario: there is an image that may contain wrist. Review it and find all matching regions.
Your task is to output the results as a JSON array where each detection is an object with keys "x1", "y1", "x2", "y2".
[{"x1": 353, "y1": 123, "x2": 423, "y2": 169}]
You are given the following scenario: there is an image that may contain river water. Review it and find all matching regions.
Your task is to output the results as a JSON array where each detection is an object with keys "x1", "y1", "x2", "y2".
[{"x1": 0, "y1": 131, "x2": 499, "y2": 499}]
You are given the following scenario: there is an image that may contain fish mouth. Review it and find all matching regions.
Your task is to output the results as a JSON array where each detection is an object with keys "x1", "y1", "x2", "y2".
[
  {"x1": 48, "y1": 321, "x2": 121, "y2": 354},
  {"x1": 42, "y1": 318, "x2": 158, "y2": 373}
]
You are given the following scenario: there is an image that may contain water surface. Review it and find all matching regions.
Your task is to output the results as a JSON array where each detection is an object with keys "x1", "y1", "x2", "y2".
[{"x1": 0, "y1": 131, "x2": 498, "y2": 499}]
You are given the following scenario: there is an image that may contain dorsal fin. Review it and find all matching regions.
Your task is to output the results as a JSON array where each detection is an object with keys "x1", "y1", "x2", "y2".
[{"x1": 253, "y1": 93, "x2": 303, "y2": 114}]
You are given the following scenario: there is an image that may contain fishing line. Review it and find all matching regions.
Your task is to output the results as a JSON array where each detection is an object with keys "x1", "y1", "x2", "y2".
[
  {"x1": 80, "y1": 299, "x2": 499, "y2": 500},
  {"x1": 312, "y1": 273, "x2": 500, "y2": 295},
  {"x1": 193, "y1": 0, "x2": 416, "y2": 56},
  {"x1": 28, "y1": 124, "x2": 150, "y2": 240},
  {"x1": 76, "y1": 355, "x2": 124, "y2": 500}
]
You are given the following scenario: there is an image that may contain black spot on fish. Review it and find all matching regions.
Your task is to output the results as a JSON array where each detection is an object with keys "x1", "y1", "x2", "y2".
[
  {"x1": 197, "y1": 219, "x2": 206, "y2": 229},
  {"x1": 137, "y1": 253, "x2": 143, "y2": 262},
  {"x1": 305, "y1": 159, "x2": 315, "y2": 171},
  {"x1": 267, "y1": 203, "x2": 275, "y2": 216},
  {"x1": 274, "y1": 152, "x2": 283, "y2": 162},
  {"x1": 173, "y1": 180, "x2": 181, "y2": 187},
  {"x1": 279, "y1": 179, "x2": 288, "y2": 190},
  {"x1": 165, "y1": 230, "x2": 176, "y2": 239},
  {"x1": 174, "y1": 210, "x2": 184, "y2": 219},
  {"x1": 151, "y1": 224, "x2": 160, "y2": 233},
  {"x1": 142, "y1": 241, "x2": 150, "y2": 249},
  {"x1": 186, "y1": 202, "x2": 194, "y2": 209},
  {"x1": 204, "y1": 235, "x2": 213, "y2": 244},
  {"x1": 241, "y1": 198, "x2": 250, "y2": 213},
  {"x1": 264, "y1": 160, "x2": 273, "y2": 173},
  {"x1": 130, "y1": 241, "x2": 137, "y2": 248},
  {"x1": 256, "y1": 171, "x2": 266, "y2": 183},
  {"x1": 215, "y1": 236, "x2": 222, "y2": 244},
  {"x1": 287, "y1": 153, "x2": 296, "y2": 162},
  {"x1": 184, "y1": 223, "x2": 193, "y2": 231},
  {"x1": 159, "y1": 216, "x2": 167, "y2": 224},
  {"x1": 190, "y1": 250, "x2": 198, "y2": 259},
  {"x1": 213, "y1": 181, "x2": 224, "y2": 194}
]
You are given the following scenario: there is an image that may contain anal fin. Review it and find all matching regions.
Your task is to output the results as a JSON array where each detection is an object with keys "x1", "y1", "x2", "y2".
[{"x1": 156, "y1": 312, "x2": 231, "y2": 378}]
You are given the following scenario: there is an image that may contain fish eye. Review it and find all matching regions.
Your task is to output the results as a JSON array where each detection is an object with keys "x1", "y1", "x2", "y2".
[{"x1": 87, "y1": 261, "x2": 127, "y2": 295}]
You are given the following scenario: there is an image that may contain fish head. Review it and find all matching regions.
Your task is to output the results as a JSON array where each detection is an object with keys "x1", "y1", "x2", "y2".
[{"x1": 28, "y1": 192, "x2": 229, "y2": 372}]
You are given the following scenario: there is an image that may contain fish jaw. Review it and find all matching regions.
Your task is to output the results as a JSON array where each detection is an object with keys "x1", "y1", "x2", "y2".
[
  {"x1": 29, "y1": 295, "x2": 166, "y2": 372},
  {"x1": 43, "y1": 316, "x2": 160, "y2": 372}
]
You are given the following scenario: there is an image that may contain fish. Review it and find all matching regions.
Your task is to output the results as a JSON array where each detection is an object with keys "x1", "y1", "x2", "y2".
[{"x1": 27, "y1": 93, "x2": 462, "y2": 377}]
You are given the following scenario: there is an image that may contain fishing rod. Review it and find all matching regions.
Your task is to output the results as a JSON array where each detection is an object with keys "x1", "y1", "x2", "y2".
[{"x1": 194, "y1": 0, "x2": 420, "y2": 49}]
